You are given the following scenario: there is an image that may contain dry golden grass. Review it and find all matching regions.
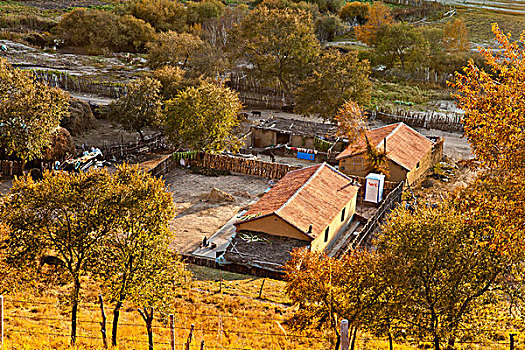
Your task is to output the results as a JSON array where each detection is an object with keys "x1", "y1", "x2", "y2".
[{"x1": 2, "y1": 265, "x2": 520, "y2": 349}]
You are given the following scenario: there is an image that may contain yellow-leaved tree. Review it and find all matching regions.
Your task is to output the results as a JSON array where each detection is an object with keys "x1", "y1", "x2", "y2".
[{"x1": 452, "y1": 23, "x2": 525, "y2": 171}]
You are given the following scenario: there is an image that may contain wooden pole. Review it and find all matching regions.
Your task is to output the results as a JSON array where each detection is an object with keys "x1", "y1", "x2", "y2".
[
  {"x1": 0, "y1": 295, "x2": 3, "y2": 349},
  {"x1": 258, "y1": 279, "x2": 266, "y2": 299},
  {"x1": 98, "y1": 295, "x2": 107, "y2": 348},
  {"x1": 201, "y1": 340, "x2": 205, "y2": 350},
  {"x1": 340, "y1": 319, "x2": 349, "y2": 350},
  {"x1": 185, "y1": 324, "x2": 195, "y2": 350},
  {"x1": 510, "y1": 333, "x2": 516, "y2": 350},
  {"x1": 169, "y1": 315, "x2": 175, "y2": 350}
]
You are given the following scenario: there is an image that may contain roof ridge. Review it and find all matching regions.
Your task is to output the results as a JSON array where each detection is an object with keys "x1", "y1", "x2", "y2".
[
  {"x1": 275, "y1": 163, "x2": 326, "y2": 216},
  {"x1": 376, "y1": 122, "x2": 403, "y2": 148},
  {"x1": 397, "y1": 122, "x2": 435, "y2": 144},
  {"x1": 325, "y1": 163, "x2": 358, "y2": 183}
]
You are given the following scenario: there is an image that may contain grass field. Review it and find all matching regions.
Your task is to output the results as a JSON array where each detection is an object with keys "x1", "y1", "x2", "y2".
[{"x1": 2, "y1": 264, "x2": 522, "y2": 349}]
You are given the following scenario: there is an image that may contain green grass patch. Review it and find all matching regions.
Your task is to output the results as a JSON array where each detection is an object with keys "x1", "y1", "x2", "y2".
[
  {"x1": 458, "y1": 7, "x2": 525, "y2": 43},
  {"x1": 370, "y1": 79, "x2": 453, "y2": 109}
]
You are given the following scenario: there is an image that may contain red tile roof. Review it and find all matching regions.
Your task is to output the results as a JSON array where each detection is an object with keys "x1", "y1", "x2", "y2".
[
  {"x1": 235, "y1": 163, "x2": 359, "y2": 239},
  {"x1": 336, "y1": 123, "x2": 434, "y2": 170}
]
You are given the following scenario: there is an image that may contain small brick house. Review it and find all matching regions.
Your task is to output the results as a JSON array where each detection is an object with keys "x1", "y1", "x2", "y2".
[
  {"x1": 336, "y1": 123, "x2": 442, "y2": 186},
  {"x1": 233, "y1": 163, "x2": 360, "y2": 252}
]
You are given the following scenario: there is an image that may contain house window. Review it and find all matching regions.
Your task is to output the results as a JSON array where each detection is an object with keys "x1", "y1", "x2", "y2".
[
  {"x1": 416, "y1": 161, "x2": 420, "y2": 168},
  {"x1": 324, "y1": 227, "x2": 330, "y2": 242},
  {"x1": 340, "y1": 166, "x2": 345, "y2": 170},
  {"x1": 341, "y1": 207, "x2": 346, "y2": 222}
]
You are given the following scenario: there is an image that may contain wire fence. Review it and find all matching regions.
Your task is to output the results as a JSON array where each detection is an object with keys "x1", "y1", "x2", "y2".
[
  {"x1": 1, "y1": 295, "x2": 326, "y2": 350},
  {"x1": 2, "y1": 296, "x2": 521, "y2": 349}
]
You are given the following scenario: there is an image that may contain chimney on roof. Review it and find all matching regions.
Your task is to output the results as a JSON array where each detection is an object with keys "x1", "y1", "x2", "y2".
[{"x1": 308, "y1": 225, "x2": 313, "y2": 234}]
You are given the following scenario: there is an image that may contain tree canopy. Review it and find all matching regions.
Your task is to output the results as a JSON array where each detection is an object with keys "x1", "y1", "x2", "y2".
[
  {"x1": 0, "y1": 58, "x2": 69, "y2": 162},
  {"x1": 232, "y1": 4, "x2": 320, "y2": 101},
  {"x1": 163, "y1": 81, "x2": 243, "y2": 152},
  {"x1": 294, "y1": 49, "x2": 371, "y2": 120},
  {"x1": 452, "y1": 24, "x2": 525, "y2": 171},
  {"x1": 108, "y1": 77, "x2": 163, "y2": 140}
]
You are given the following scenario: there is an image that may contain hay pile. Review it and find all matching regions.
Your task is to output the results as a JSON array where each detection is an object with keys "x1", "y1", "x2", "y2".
[
  {"x1": 203, "y1": 188, "x2": 236, "y2": 203},
  {"x1": 43, "y1": 127, "x2": 76, "y2": 161},
  {"x1": 61, "y1": 98, "x2": 96, "y2": 136}
]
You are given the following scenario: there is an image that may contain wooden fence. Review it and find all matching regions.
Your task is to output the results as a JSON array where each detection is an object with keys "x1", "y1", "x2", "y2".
[
  {"x1": 332, "y1": 181, "x2": 404, "y2": 259},
  {"x1": 100, "y1": 134, "x2": 168, "y2": 161},
  {"x1": 32, "y1": 69, "x2": 127, "y2": 99},
  {"x1": 370, "y1": 107, "x2": 464, "y2": 133},
  {"x1": 187, "y1": 153, "x2": 302, "y2": 179},
  {"x1": 148, "y1": 155, "x2": 177, "y2": 178},
  {"x1": 0, "y1": 161, "x2": 24, "y2": 178}
]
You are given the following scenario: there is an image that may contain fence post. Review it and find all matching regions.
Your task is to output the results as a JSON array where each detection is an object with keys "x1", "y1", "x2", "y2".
[
  {"x1": 185, "y1": 324, "x2": 195, "y2": 350},
  {"x1": 98, "y1": 294, "x2": 107, "y2": 348},
  {"x1": 0, "y1": 295, "x2": 3, "y2": 348},
  {"x1": 510, "y1": 333, "x2": 515, "y2": 350},
  {"x1": 340, "y1": 319, "x2": 349, "y2": 350},
  {"x1": 169, "y1": 314, "x2": 175, "y2": 350}
]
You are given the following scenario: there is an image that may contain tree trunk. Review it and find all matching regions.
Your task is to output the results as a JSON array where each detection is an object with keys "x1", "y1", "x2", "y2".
[
  {"x1": 139, "y1": 307, "x2": 155, "y2": 350},
  {"x1": 434, "y1": 336, "x2": 440, "y2": 350},
  {"x1": 70, "y1": 278, "x2": 81, "y2": 346},
  {"x1": 111, "y1": 300, "x2": 123, "y2": 346},
  {"x1": 350, "y1": 327, "x2": 358, "y2": 350},
  {"x1": 446, "y1": 337, "x2": 455, "y2": 349},
  {"x1": 388, "y1": 331, "x2": 393, "y2": 350}
]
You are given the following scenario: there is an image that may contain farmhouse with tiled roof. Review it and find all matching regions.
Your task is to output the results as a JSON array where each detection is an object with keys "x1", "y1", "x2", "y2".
[
  {"x1": 336, "y1": 122, "x2": 442, "y2": 185},
  {"x1": 233, "y1": 163, "x2": 360, "y2": 252}
]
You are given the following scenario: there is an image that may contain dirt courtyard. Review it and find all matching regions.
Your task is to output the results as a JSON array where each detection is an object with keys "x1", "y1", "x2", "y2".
[{"x1": 163, "y1": 167, "x2": 270, "y2": 254}]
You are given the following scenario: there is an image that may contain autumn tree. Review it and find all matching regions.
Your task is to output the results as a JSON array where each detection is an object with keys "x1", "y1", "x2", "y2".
[
  {"x1": 294, "y1": 50, "x2": 371, "y2": 119},
  {"x1": 58, "y1": 9, "x2": 156, "y2": 53},
  {"x1": 377, "y1": 200, "x2": 520, "y2": 350},
  {"x1": 315, "y1": 13, "x2": 344, "y2": 42},
  {"x1": 186, "y1": 0, "x2": 225, "y2": 26},
  {"x1": 147, "y1": 31, "x2": 227, "y2": 79},
  {"x1": 127, "y1": 0, "x2": 188, "y2": 32},
  {"x1": 443, "y1": 18, "x2": 469, "y2": 52},
  {"x1": 355, "y1": 2, "x2": 393, "y2": 46},
  {"x1": 363, "y1": 135, "x2": 389, "y2": 175},
  {"x1": 0, "y1": 170, "x2": 116, "y2": 345},
  {"x1": 333, "y1": 100, "x2": 368, "y2": 142},
  {"x1": 163, "y1": 81, "x2": 243, "y2": 152},
  {"x1": 339, "y1": 2, "x2": 369, "y2": 25},
  {"x1": 0, "y1": 58, "x2": 69, "y2": 162},
  {"x1": 96, "y1": 165, "x2": 189, "y2": 347},
  {"x1": 374, "y1": 23, "x2": 430, "y2": 71},
  {"x1": 285, "y1": 248, "x2": 389, "y2": 350},
  {"x1": 231, "y1": 5, "x2": 321, "y2": 102},
  {"x1": 151, "y1": 65, "x2": 186, "y2": 99},
  {"x1": 108, "y1": 77, "x2": 162, "y2": 140},
  {"x1": 452, "y1": 24, "x2": 525, "y2": 171}
]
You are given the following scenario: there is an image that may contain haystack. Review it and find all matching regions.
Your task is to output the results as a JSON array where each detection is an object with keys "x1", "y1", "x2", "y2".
[
  {"x1": 205, "y1": 188, "x2": 236, "y2": 203},
  {"x1": 43, "y1": 127, "x2": 76, "y2": 161},
  {"x1": 61, "y1": 98, "x2": 96, "y2": 136}
]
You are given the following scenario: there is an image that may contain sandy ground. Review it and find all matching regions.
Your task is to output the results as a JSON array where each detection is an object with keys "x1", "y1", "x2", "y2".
[
  {"x1": 163, "y1": 167, "x2": 270, "y2": 254},
  {"x1": 72, "y1": 119, "x2": 155, "y2": 149}
]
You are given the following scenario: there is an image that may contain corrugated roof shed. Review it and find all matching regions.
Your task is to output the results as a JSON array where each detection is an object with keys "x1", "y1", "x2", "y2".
[
  {"x1": 336, "y1": 122, "x2": 434, "y2": 170},
  {"x1": 235, "y1": 163, "x2": 359, "y2": 239}
]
